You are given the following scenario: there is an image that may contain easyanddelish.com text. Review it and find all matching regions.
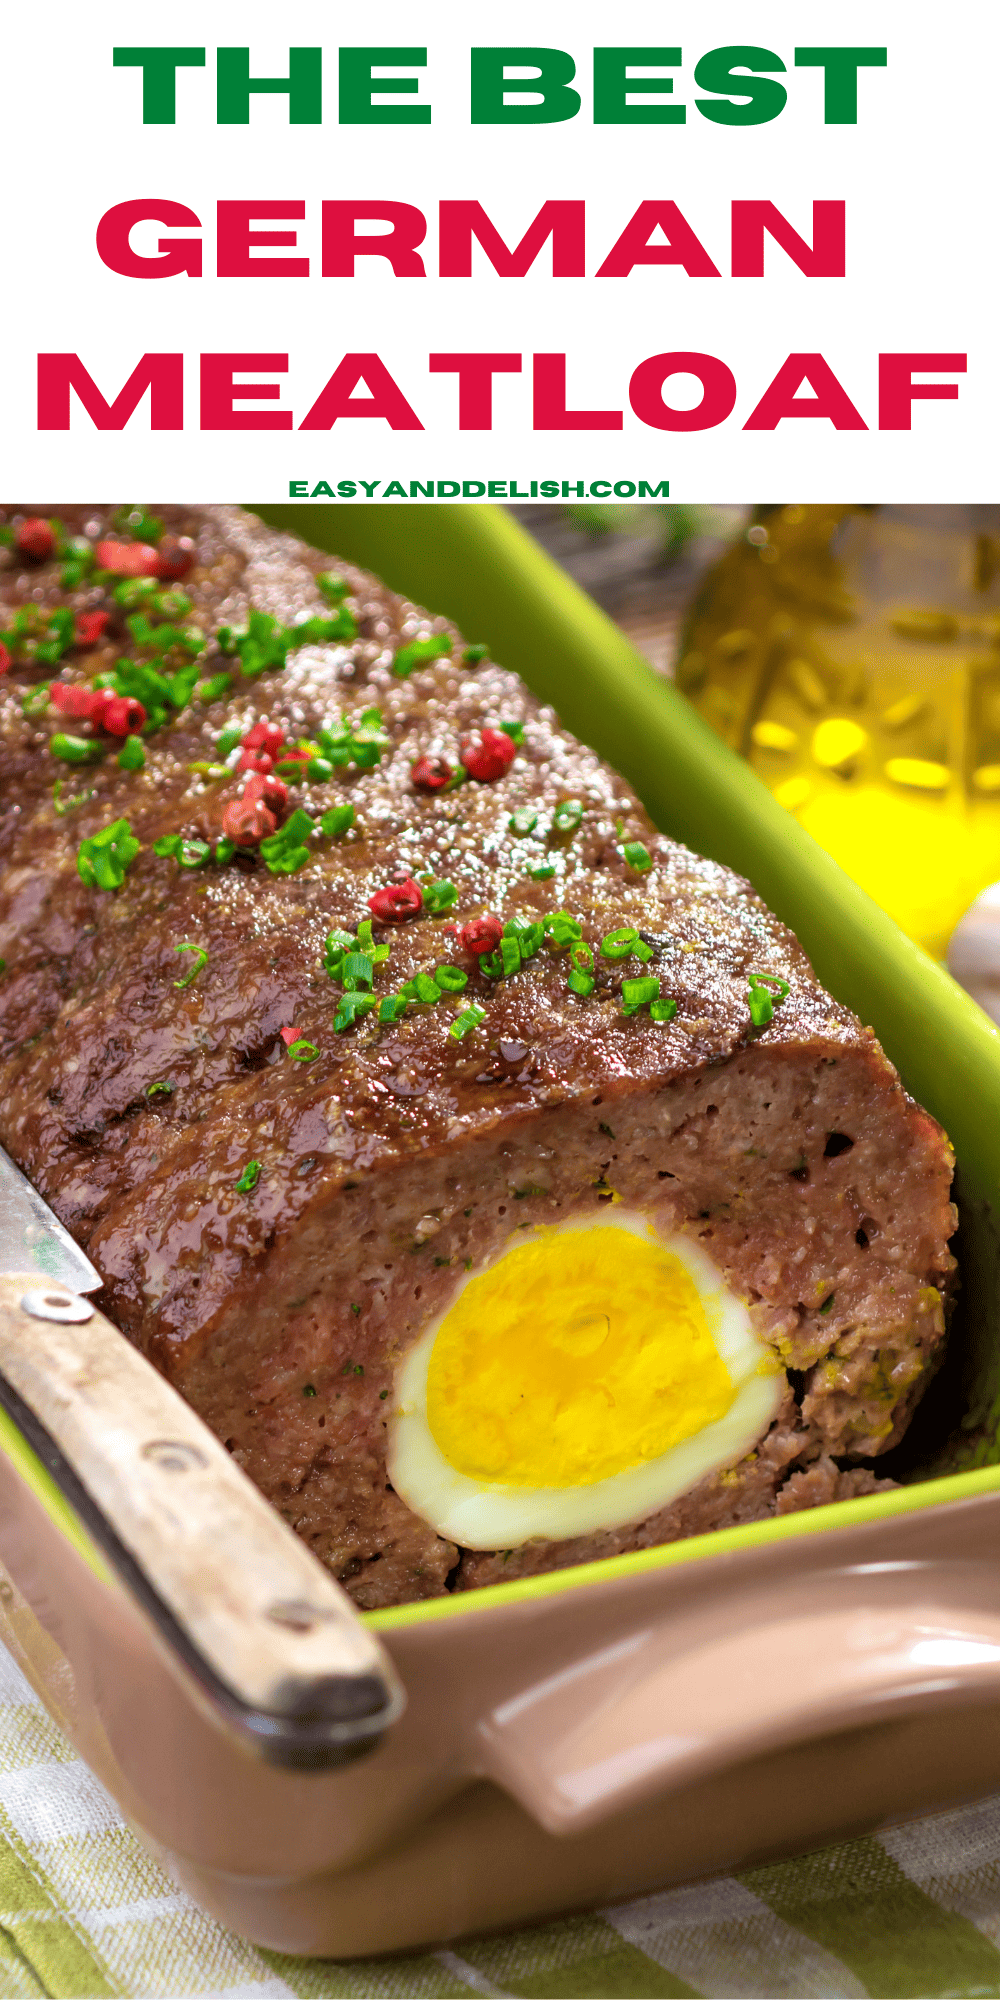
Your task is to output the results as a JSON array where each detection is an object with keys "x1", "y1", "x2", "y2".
[{"x1": 288, "y1": 477, "x2": 669, "y2": 500}]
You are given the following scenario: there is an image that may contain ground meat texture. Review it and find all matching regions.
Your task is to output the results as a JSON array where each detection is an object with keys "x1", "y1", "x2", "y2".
[{"x1": 0, "y1": 505, "x2": 957, "y2": 1610}]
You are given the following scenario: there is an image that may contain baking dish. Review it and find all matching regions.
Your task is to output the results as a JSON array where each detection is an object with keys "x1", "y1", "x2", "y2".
[{"x1": 2, "y1": 501, "x2": 1000, "y2": 1958}]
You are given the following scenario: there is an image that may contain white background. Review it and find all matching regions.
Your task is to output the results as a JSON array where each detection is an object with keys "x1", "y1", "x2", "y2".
[{"x1": 3, "y1": 1, "x2": 991, "y2": 500}]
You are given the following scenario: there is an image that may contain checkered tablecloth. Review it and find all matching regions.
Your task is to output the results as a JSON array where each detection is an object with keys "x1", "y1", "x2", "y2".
[{"x1": 3, "y1": 1647, "x2": 1000, "y2": 1998}]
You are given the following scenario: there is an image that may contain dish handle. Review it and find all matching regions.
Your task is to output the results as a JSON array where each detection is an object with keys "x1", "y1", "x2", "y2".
[
  {"x1": 477, "y1": 1583, "x2": 1000, "y2": 1835},
  {"x1": 0, "y1": 1274, "x2": 405, "y2": 1770}
]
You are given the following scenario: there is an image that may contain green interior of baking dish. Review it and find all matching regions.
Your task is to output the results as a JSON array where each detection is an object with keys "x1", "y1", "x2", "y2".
[{"x1": 7, "y1": 501, "x2": 1000, "y2": 1634}]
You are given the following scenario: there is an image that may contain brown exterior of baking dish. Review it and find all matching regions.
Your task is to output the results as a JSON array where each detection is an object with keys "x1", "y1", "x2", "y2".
[{"x1": 4, "y1": 1378, "x2": 1000, "y2": 1956}]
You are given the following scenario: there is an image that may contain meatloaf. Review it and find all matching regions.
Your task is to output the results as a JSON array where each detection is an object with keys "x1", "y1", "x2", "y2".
[{"x1": 0, "y1": 504, "x2": 957, "y2": 1609}]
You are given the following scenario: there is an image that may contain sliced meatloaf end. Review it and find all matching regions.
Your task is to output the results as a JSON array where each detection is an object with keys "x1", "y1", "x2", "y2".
[{"x1": 0, "y1": 504, "x2": 957, "y2": 1610}]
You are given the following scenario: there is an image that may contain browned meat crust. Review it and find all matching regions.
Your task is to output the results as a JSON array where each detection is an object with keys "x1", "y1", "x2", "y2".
[{"x1": 0, "y1": 505, "x2": 956, "y2": 1608}]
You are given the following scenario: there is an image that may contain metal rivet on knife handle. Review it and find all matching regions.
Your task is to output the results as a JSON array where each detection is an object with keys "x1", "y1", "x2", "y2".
[
  {"x1": 20, "y1": 1290, "x2": 94, "y2": 1324},
  {"x1": 141, "y1": 1439, "x2": 208, "y2": 1473}
]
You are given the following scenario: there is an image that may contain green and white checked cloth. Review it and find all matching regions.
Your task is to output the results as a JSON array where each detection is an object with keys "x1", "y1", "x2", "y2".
[{"x1": 3, "y1": 1645, "x2": 1000, "y2": 2000}]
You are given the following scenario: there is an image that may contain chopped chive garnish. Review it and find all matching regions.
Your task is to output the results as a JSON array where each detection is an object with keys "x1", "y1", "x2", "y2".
[
  {"x1": 528, "y1": 862, "x2": 556, "y2": 879},
  {"x1": 819, "y1": 1292, "x2": 835, "y2": 1313},
  {"x1": 303, "y1": 1383, "x2": 317, "y2": 1397},
  {"x1": 178, "y1": 839, "x2": 211, "y2": 870},
  {"x1": 463, "y1": 643, "x2": 488, "y2": 665},
  {"x1": 52, "y1": 780, "x2": 96, "y2": 816},
  {"x1": 568, "y1": 969, "x2": 595, "y2": 997},
  {"x1": 545, "y1": 913, "x2": 583, "y2": 948},
  {"x1": 197, "y1": 673, "x2": 233, "y2": 704},
  {"x1": 393, "y1": 634, "x2": 452, "y2": 679},
  {"x1": 334, "y1": 992, "x2": 376, "y2": 1032},
  {"x1": 260, "y1": 807, "x2": 314, "y2": 875},
  {"x1": 570, "y1": 941, "x2": 594, "y2": 972},
  {"x1": 216, "y1": 725, "x2": 243, "y2": 758},
  {"x1": 422, "y1": 878, "x2": 457, "y2": 915},
  {"x1": 342, "y1": 952, "x2": 375, "y2": 991},
  {"x1": 113, "y1": 505, "x2": 164, "y2": 543},
  {"x1": 323, "y1": 927, "x2": 356, "y2": 979},
  {"x1": 51, "y1": 733, "x2": 104, "y2": 766},
  {"x1": 235, "y1": 1161, "x2": 261, "y2": 1192},
  {"x1": 173, "y1": 942, "x2": 208, "y2": 987},
  {"x1": 747, "y1": 972, "x2": 791, "y2": 1027},
  {"x1": 378, "y1": 995, "x2": 409, "y2": 1023},
  {"x1": 321, "y1": 802, "x2": 355, "y2": 839},
  {"x1": 22, "y1": 682, "x2": 52, "y2": 717},
  {"x1": 155, "y1": 834, "x2": 211, "y2": 870},
  {"x1": 621, "y1": 975, "x2": 660, "y2": 1015},
  {"x1": 401, "y1": 973, "x2": 442, "y2": 1005},
  {"x1": 114, "y1": 577, "x2": 158, "y2": 611},
  {"x1": 146, "y1": 1080, "x2": 173, "y2": 1097},
  {"x1": 450, "y1": 1003, "x2": 487, "y2": 1039},
  {"x1": 509, "y1": 806, "x2": 538, "y2": 835},
  {"x1": 500, "y1": 936, "x2": 521, "y2": 976},
  {"x1": 214, "y1": 836, "x2": 236, "y2": 866},
  {"x1": 650, "y1": 997, "x2": 677, "y2": 1024},
  {"x1": 434, "y1": 964, "x2": 468, "y2": 992},
  {"x1": 552, "y1": 799, "x2": 583, "y2": 835},
  {"x1": 317, "y1": 572, "x2": 349, "y2": 603},
  {"x1": 623, "y1": 840, "x2": 653, "y2": 874},
  {"x1": 306, "y1": 756, "x2": 334, "y2": 782},
  {"x1": 601, "y1": 926, "x2": 639, "y2": 961},
  {"x1": 498, "y1": 718, "x2": 525, "y2": 745},
  {"x1": 356, "y1": 919, "x2": 390, "y2": 966},
  {"x1": 117, "y1": 736, "x2": 145, "y2": 771},
  {"x1": 506, "y1": 918, "x2": 544, "y2": 959},
  {"x1": 287, "y1": 1039, "x2": 320, "y2": 1063},
  {"x1": 77, "y1": 818, "x2": 140, "y2": 891}
]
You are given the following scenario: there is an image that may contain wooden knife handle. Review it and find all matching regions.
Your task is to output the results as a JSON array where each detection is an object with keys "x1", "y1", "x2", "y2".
[{"x1": 0, "y1": 1274, "x2": 405, "y2": 1768}]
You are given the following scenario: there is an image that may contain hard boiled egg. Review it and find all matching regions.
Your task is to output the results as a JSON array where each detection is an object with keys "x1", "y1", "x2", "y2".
[{"x1": 387, "y1": 1209, "x2": 784, "y2": 1548}]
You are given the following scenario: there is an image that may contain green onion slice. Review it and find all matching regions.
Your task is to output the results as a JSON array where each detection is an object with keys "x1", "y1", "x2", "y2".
[
  {"x1": 450, "y1": 1003, "x2": 486, "y2": 1038},
  {"x1": 623, "y1": 841, "x2": 653, "y2": 873},
  {"x1": 173, "y1": 943, "x2": 208, "y2": 988}
]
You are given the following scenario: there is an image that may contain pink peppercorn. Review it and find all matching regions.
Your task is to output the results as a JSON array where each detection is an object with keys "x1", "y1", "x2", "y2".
[
  {"x1": 243, "y1": 771, "x2": 288, "y2": 813},
  {"x1": 243, "y1": 720, "x2": 285, "y2": 759},
  {"x1": 155, "y1": 536, "x2": 194, "y2": 580},
  {"x1": 368, "y1": 879, "x2": 423, "y2": 923},
  {"x1": 95, "y1": 540, "x2": 161, "y2": 578},
  {"x1": 0, "y1": 644, "x2": 10, "y2": 675},
  {"x1": 16, "y1": 519, "x2": 55, "y2": 561},
  {"x1": 74, "y1": 611, "x2": 110, "y2": 647},
  {"x1": 222, "y1": 797, "x2": 276, "y2": 846},
  {"x1": 97, "y1": 692, "x2": 146, "y2": 736},
  {"x1": 459, "y1": 915, "x2": 503, "y2": 956},
  {"x1": 460, "y1": 728, "x2": 516, "y2": 783},
  {"x1": 411, "y1": 754, "x2": 453, "y2": 792},
  {"x1": 50, "y1": 683, "x2": 100, "y2": 720}
]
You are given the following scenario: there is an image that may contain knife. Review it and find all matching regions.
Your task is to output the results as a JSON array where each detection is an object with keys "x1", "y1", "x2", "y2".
[{"x1": 0, "y1": 1143, "x2": 405, "y2": 1768}]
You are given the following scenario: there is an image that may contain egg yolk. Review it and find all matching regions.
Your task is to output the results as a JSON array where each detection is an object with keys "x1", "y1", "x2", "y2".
[{"x1": 425, "y1": 1223, "x2": 736, "y2": 1488}]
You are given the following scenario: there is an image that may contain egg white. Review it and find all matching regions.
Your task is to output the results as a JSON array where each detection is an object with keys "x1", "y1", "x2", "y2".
[{"x1": 387, "y1": 1209, "x2": 784, "y2": 1548}]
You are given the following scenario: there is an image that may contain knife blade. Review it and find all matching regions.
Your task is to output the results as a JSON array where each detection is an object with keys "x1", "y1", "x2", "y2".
[{"x1": 0, "y1": 1144, "x2": 101, "y2": 1294}]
